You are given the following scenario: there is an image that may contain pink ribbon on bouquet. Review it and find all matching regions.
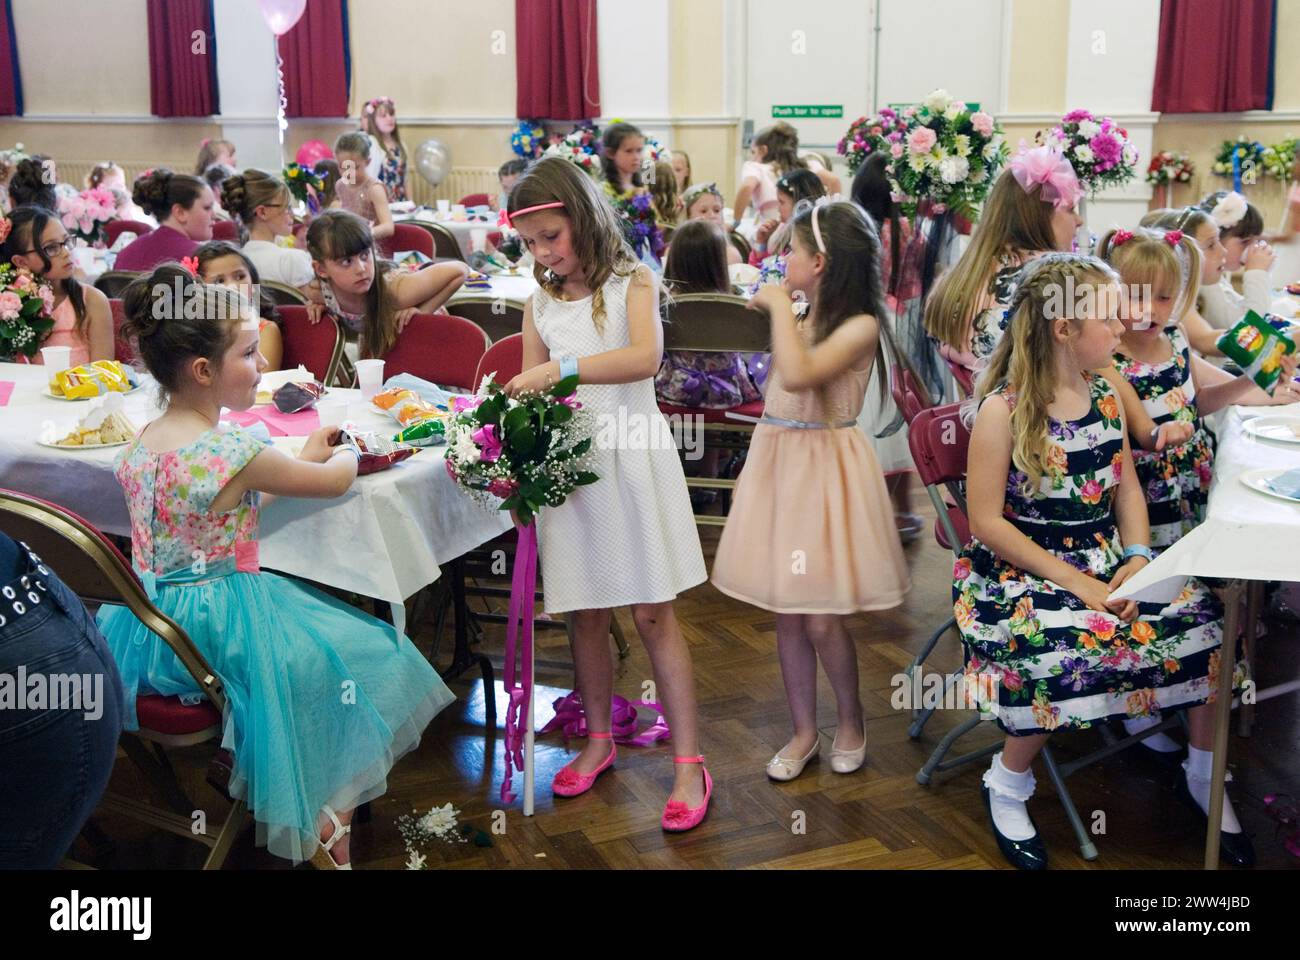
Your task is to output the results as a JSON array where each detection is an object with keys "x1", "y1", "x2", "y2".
[
  {"x1": 500, "y1": 521, "x2": 539, "y2": 805},
  {"x1": 538, "y1": 691, "x2": 671, "y2": 747}
]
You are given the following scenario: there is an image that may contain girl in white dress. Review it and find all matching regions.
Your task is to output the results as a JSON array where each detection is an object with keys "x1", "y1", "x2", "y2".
[{"x1": 502, "y1": 157, "x2": 712, "y2": 831}]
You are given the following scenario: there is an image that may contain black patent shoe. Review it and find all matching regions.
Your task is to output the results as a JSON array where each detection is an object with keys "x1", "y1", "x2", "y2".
[
  {"x1": 982, "y1": 784, "x2": 1048, "y2": 871},
  {"x1": 1174, "y1": 768, "x2": 1256, "y2": 868}
]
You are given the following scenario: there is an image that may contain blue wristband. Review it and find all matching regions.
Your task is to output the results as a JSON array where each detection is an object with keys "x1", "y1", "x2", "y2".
[
  {"x1": 559, "y1": 356, "x2": 579, "y2": 382},
  {"x1": 1122, "y1": 544, "x2": 1153, "y2": 562}
]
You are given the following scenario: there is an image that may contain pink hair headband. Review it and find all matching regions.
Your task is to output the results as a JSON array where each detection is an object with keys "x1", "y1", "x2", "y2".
[
  {"x1": 498, "y1": 201, "x2": 564, "y2": 229},
  {"x1": 1009, "y1": 143, "x2": 1083, "y2": 211}
]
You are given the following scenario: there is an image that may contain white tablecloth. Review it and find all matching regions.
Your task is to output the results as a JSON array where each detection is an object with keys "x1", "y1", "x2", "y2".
[
  {"x1": 0, "y1": 363, "x2": 511, "y2": 604},
  {"x1": 1114, "y1": 400, "x2": 1300, "y2": 602},
  {"x1": 403, "y1": 210, "x2": 498, "y2": 259}
]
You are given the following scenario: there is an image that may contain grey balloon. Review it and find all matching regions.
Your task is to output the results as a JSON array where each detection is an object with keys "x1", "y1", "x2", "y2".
[{"x1": 414, "y1": 139, "x2": 452, "y2": 186}]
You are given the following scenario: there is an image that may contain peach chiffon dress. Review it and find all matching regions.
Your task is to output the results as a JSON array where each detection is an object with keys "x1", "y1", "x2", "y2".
[{"x1": 711, "y1": 328, "x2": 910, "y2": 614}]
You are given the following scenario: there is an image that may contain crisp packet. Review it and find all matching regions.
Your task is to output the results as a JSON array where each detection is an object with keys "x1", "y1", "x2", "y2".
[
  {"x1": 1216, "y1": 311, "x2": 1296, "y2": 391},
  {"x1": 337, "y1": 426, "x2": 415, "y2": 475},
  {"x1": 51, "y1": 360, "x2": 138, "y2": 399},
  {"x1": 372, "y1": 386, "x2": 444, "y2": 426},
  {"x1": 272, "y1": 381, "x2": 325, "y2": 413},
  {"x1": 393, "y1": 418, "x2": 446, "y2": 447}
]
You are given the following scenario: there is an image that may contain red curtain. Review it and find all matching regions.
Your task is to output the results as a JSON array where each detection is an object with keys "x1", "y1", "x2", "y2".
[
  {"x1": 146, "y1": 0, "x2": 218, "y2": 117},
  {"x1": 282, "y1": 0, "x2": 350, "y2": 117},
  {"x1": 1151, "y1": 0, "x2": 1275, "y2": 113},
  {"x1": 516, "y1": 0, "x2": 600, "y2": 120},
  {"x1": 0, "y1": 0, "x2": 21, "y2": 116}
]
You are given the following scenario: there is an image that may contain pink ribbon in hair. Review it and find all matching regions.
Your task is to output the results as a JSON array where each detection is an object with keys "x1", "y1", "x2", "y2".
[
  {"x1": 1164, "y1": 230, "x2": 1184, "y2": 247},
  {"x1": 1009, "y1": 143, "x2": 1084, "y2": 211},
  {"x1": 1111, "y1": 229, "x2": 1134, "y2": 247}
]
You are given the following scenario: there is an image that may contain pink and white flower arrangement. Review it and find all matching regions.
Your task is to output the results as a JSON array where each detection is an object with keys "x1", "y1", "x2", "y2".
[
  {"x1": 444, "y1": 373, "x2": 598, "y2": 525},
  {"x1": 57, "y1": 187, "x2": 117, "y2": 246},
  {"x1": 888, "y1": 88, "x2": 1009, "y2": 220},
  {"x1": 543, "y1": 128, "x2": 602, "y2": 180},
  {"x1": 1037, "y1": 109, "x2": 1138, "y2": 194},
  {"x1": 1145, "y1": 150, "x2": 1194, "y2": 187},
  {"x1": 0, "y1": 263, "x2": 55, "y2": 360},
  {"x1": 836, "y1": 108, "x2": 908, "y2": 174}
]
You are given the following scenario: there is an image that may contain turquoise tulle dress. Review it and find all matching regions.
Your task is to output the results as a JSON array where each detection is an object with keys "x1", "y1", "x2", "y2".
[{"x1": 96, "y1": 425, "x2": 454, "y2": 863}]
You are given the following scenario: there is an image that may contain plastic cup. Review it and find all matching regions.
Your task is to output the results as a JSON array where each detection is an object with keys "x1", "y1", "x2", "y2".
[
  {"x1": 40, "y1": 345, "x2": 72, "y2": 375},
  {"x1": 317, "y1": 395, "x2": 348, "y2": 428},
  {"x1": 470, "y1": 228, "x2": 489, "y2": 253},
  {"x1": 436, "y1": 199, "x2": 451, "y2": 218},
  {"x1": 451, "y1": 204, "x2": 467, "y2": 221},
  {"x1": 355, "y1": 359, "x2": 385, "y2": 400}
]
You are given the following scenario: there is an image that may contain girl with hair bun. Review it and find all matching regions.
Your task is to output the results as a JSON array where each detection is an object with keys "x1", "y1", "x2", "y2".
[
  {"x1": 114, "y1": 169, "x2": 215, "y2": 271},
  {"x1": 221, "y1": 169, "x2": 317, "y2": 297},
  {"x1": 97, "y1": 263, "x2": 453, "y2": 869}
]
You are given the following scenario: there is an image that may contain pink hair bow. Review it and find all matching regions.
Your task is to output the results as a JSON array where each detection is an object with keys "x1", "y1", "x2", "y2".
[
  {"x1": 1009, "y1": 143, "x2": 1083, "y2": 211},
  {"x1": 1164, "y1": 230, "x2": 1184, "y2": 246},
  {"x1": 1111, "y1": 229, "x2": 1134, "y2": 247}
]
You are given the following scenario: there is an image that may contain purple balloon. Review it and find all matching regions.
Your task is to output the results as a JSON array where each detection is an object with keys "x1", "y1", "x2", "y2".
[{"x1": 257, "y1": 0, "x2": 306, "y2": 36}]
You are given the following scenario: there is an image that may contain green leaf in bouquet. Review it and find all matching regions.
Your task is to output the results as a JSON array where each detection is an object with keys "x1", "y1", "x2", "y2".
[
  {"x1": 508, "y1": 426, "x2": 536, "y2": 456},
  {"x1": 548, "y1": 403, "x2": 573, "y2": 425},
  {"x1": 549, "y1": 374, "x2": 579, "y2": 397},
  {"x1": 503, "y1": 404, "x2": 529, "y2": 433},
  {"x1": 574, "y1": 471, "x2": 599, "y2": 486},
  {"x1": 20, "y1": 298, "x2": 44, "y2": 317},
  {"x1": 570, "y1": 437, "x2": 592, "y2": 458}
]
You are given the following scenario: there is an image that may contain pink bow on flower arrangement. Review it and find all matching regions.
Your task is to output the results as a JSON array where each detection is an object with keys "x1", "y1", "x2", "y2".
[{"x1": 1009, "y1": 143, "x2": 1084, "y2": 211}]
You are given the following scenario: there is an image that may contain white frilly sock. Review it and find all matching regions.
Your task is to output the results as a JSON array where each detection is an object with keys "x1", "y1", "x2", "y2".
[
  {"x1": 1184, "y1": 746, "x2": 1242, "y2": 834},
  {"x1": 983, "y1": 752, "x2": 1037, "y2": 842}
]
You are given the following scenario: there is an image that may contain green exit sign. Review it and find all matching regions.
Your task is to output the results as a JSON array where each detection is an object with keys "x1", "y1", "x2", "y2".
[{"x1": 772, "y1": 105, "x2": 843, "y2": 119}]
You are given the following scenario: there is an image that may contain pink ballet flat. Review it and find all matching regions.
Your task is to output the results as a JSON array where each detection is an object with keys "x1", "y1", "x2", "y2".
[
  {"x1": 661, "y1": 755, "x2": 712, "y2": 832},
  {"x1": 551, "y1": 731, "x2": 616, "y2": 798}
]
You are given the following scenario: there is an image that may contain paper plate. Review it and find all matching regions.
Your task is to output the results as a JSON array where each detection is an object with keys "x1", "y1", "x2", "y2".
[
  {"x1": 1239, "y1": 467, "x2": 1300, "y2": 504},
  {"x1": 42, "y1": 385, "x2": 140, "y2": 401},
  {"x1": 36, "y1": 437, "x2": 131, "y2": 450},
  {"x1": 1242, "y1": 415, "x2": 1300, "y2": 444}
]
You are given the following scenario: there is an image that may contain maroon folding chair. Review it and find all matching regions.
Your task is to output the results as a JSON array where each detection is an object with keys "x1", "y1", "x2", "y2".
[
  {"x1": 945, "y1": 356, "x2": 975, "y2": 398},
  {"x1": 458, "y1": 193, "x2": 492, "y2": 208},
  {"x1": 211, "y1": 220, "x2": 240, "y2": 242},
  {"x1": 379, "y1": 312, "x2": 489, "y2": 392},
  {"x1": 104, "y1": 220, "x2": 152, "y2": 248},
  {"x1": 277, "y1": 305, "x2": 345, "y2": 386},
  {"x1": 474, "y1": 332, "x2": 523, "y2": 387},
  {"x1": 904, "y1": 406, "x2": 1131, "y2": 862},
  {"x1": 890, "y1": 363, "x2": 932, "y2": 426},
  {"x1": 108, "y1": 298, "x2": 135, "y2": 366},
  {"x1": 391, "y1": 222, "x2": 434, "y2": 259},
  {"x1": 0, "y1": 489, "x2": 248, "y2": 869}
]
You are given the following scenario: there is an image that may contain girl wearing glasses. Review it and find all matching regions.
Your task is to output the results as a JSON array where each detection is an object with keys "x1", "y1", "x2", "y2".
[{"x1": 1, "y1": 206, "x2": 113, "y2": 366}]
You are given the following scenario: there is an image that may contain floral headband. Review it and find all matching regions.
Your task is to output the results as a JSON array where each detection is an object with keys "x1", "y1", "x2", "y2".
[
  {"x1": 681, "y1": 182, "x2": 722, "y2": 207},
  {"x1": 364, "y1": 97, "x2": 394, "y2": 116},
  {"x1": 1009, "y1": 143, "x2": 1083, "y2": 211},
  {"x1": 1209, "y1": 191, "x2": 1247, "y2": 229}
]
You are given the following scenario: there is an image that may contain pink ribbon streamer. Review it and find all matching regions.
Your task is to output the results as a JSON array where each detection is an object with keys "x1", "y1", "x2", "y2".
[
  {"x1": 538, "y1": 691, "x2": 671, "y2": 747},
  {"x1": 500, "y1": 521, "x2": 538, "y2": 805}
]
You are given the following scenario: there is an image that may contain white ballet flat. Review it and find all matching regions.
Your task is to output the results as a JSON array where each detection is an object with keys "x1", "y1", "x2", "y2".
[{"x1": 766, "y1": 738, "x2": 820, "y2": 781}]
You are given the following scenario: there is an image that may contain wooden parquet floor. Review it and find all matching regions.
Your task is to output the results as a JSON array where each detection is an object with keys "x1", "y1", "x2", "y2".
[{"x1": 91, "y1": 494, "x2": 1300, "y2": 870}]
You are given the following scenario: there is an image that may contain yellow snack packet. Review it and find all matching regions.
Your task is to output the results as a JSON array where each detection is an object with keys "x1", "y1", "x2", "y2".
[{"x1": 52, "y1": 360, "x2": 136, "y2": 399}]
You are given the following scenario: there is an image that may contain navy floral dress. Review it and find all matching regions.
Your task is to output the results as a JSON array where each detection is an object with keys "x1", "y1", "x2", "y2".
[
  {"x1": 1110, "y1": 325, "x2": 1214, "y2": 552},
  {"x1": 953, "y1": 374, "x2": 1225, "y2": 736}
]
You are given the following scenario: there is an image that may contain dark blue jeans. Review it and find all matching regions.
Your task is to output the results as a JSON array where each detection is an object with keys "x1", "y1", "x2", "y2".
[{"x1": 0, "y1": 533, "x2": 124, "y2": 869}]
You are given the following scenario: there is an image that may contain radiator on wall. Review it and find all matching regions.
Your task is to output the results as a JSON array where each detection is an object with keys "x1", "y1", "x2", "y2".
[{"x1": 408, "y1": 166, "x2": 499, "y2": 207}]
